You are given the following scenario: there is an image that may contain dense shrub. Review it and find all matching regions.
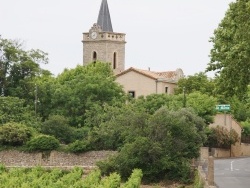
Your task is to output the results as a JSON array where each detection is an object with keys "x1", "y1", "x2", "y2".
[
  {"x1": 41, "y1": 115, "x2": 74, "y2": 144},
  {"x1": 66, "y1": 140, "x2": 91, "y2": 153},
  {"x1": 71, "y1": 126, "x2": 90, "y2": 141},
  {"x1": 97, "y1": 107, "x2": 205, "y2": 183},
  {"x1": 25, "y1": 135, "x2": 60, "y2": 151},
  {"x1": 205, "y1": 126, "x2": 239, "y2": 148},
  {"x1": 0, "y1": 122, "x2": 32, "y2": 146}
]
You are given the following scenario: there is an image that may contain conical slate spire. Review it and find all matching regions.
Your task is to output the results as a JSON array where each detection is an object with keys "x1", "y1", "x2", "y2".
[{"x1": 97, "y1": 0, "x2": 113, "y2": 32}]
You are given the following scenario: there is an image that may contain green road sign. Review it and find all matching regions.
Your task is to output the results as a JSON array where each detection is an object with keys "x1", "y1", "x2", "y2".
[{"x1": 216, "y1": 104, "x2": 230, "y2": 111}]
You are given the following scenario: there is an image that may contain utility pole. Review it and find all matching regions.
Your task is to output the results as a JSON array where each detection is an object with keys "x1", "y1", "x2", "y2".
[{"x1": 34, "y1": 84, "x2": 39, "y2": 116}]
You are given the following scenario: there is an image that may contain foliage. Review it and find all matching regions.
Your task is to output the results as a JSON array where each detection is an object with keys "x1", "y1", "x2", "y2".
[
  {"x1": 186, "y1": 92, "x2": 217, "y2": 124},
  {"x1": 81, "y1": 169, "x2": 101, "y2": 187},
  {"x1": 97, "y1": 107, "x2": 206, "y2": 182},
  {"x1": 0, "y1": 97, "x2": 37, "y2": 127},
  {"x1": 207, "y1": 0, "x2": 250, "y2": 99},
  {"x1": 66, "y1": 140, "x2": 91, "y2": 153},
  {"x1": 205, "y1": 126, "x2": 239, "y2": 148},
  {"x1": 131, "y1": 93, "x2": 216, "y2": 125},
  {"x1": 121, "y1": 169, "x2": 143, "y2": 188},
  {"x1": 229, "y1": 96, "x2": 250, "y2": 122},
  {"x1": 0, "y1": 122, "x2": 33, "y2": 146},
  {"x1": 31, "y1": 74, "x2": 55, "y2": 120},
  {"x1": 0, "y1": 37, "x2": 50, "y2": 102},
  {"x1": 71, "y1": 126, "x2": 91, "y2": 141},
  {"x1": 0, "y1": 163, "x2": 6, "y2": 174},
  {"x1": 41, "y1": 115, "x2": 74, "y2": 144},
  {"x1": 241, "y1": 119, "x2": 250, "y2": 137},
  {"x1": 193, "y1": 170, "x2": 204, "y2": 188},
  {"x1": 149, "y1": 108, "x2": 206, "y2": 159},
  {"x1": 25, "y1": 135, "x2": 60, "y2": 151},
  {"x1": 132, "y1": 94, "x2": 183, "y2": 115},
  {"x1": 175, "y1": 72, "x2": 215, "y2": 96},
  {"x1": 98, "y1": 172, "x2": 121, "y2": 188},
  {"x1": 50, "y1": 63, "x2": 125, "y2": 127},
  {"x1": 0, "y1": 165, "x2": 142, "y2": 188},
  {"x1": 88, "y1": 104, "x2": 149, "y2": 151}
]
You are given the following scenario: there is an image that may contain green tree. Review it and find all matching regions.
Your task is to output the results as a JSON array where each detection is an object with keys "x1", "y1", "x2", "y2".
[
  {"x1": 51, "y1": 63, "x2": 125, "y2": 127},
  {"x1": 206, "y1": 0, "x2": 250, "y2": 99},
  {"x1": 88, "y1": 104, "x2": 149, "y2": 150},
  {"x1": 0, "y1": 37, "x2": 49, "y2": 100},
  {"x1": 29, "y1": 72, "x2": 55, "y2": 120},
  {"x1": 241, "y1": 117, "x2": 250, "y2": 143},
  {"x1": 175, "y1": 72, "x2": 215, "y2": 96},
  {"x1": 131, "y1": 92, "x2": 216, "y2": 124},
  {"x1": 186, "y1": 92, "x2": 217, "y2": 124},
  {"x1": 0, "y1": 97, "x2": 37, "y2": 127},
  {"x1": 97, "y1": 107, "x2": 206, "y2": 182}
]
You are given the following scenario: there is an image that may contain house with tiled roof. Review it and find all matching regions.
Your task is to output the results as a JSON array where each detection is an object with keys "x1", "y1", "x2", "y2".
[
  {"x1": 116, "y1": 67, "x2": 184, "y2": 98},
  {"x1": 82, "y1": 0, "x2": 184, "y2": 97}
]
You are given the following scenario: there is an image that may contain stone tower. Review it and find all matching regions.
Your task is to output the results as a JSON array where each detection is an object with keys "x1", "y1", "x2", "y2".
[{"x1": 82, "y1": 0, "x2": 126, "y2": 74}]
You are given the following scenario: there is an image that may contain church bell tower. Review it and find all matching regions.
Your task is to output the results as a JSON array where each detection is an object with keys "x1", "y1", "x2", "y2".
[{"x1": 82, "y1": 0, "x2": 126, "y2": 74}]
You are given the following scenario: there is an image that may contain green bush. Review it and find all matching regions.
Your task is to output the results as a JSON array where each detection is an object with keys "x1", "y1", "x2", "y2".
[
  {"x1": 97, "y1": 108, "x2": 205, "y2": 183},
  {"x1": 71, "y1": 126, "x2": 90, "y2": 141},
  {"x1": 25, "y1": 135, "x2": 60, "y2": 151},
  {"x1": 66, "y1": 140, "x2": 91, "y2": 153},
  {"x1": 41, "y1": 115, "x2": 73, "y2": 144},
  {"x1": 0, "y1": 122, "x2": 32, "y2": 146}
]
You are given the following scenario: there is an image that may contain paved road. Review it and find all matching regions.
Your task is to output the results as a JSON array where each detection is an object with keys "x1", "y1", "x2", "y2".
[{"x1": 214, "y1": 157, "x2": 250, "y2": 188}]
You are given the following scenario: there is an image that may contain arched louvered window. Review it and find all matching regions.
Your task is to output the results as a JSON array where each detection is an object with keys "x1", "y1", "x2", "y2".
[
  {"x1": 113, "y1": 52, "x2": 117, "y2": 69},
  {"x1": 93, "y1": 51, "x2": 97, "y2": 62}
]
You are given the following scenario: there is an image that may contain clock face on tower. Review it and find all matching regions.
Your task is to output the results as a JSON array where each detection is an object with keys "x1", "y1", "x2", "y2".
[{"x1": 90, "y1": 31, "x2": 98, "y2": 39}]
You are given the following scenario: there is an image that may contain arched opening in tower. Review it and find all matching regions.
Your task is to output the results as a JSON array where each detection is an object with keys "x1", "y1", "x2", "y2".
[{"x1": 113, "y1": 52, "x2": 117, "y2": 69}]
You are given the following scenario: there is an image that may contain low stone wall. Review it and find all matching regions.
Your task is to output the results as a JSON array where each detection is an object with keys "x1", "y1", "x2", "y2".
[
  {"x1": 240, "y1": 143, "x2": 250, "y2": 156},
  {"x1": 211, "y1": 148, "x2": 230, "y2": 158},
  {"x1": 0, "y1": 150, "x2": 116, "y2": 167}
]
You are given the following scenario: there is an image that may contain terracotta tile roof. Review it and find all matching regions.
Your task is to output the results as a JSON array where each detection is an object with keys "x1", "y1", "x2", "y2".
[{"x1": 116, "y1": 67, "x2": 183, "y2": 82}]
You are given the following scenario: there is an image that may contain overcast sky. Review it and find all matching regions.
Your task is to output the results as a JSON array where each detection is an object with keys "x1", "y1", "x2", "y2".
[{"x1": 0, "y1": 0, "x2": 235, "y2": 77}]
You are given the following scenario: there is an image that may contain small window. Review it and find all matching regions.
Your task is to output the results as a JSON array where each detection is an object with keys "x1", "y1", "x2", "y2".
[
  {"x1": 128, "y1": 91, "x2": 135, "y2": 98},
  {"x1": 113, "y1": 52, "x2": 117, "y2": 69},
  {"x1": 165, "y1": 87, "x2": 168, "y2": 94},
  {"x1": 93, "y1": 51, "x2": 97, "y2": 62}
]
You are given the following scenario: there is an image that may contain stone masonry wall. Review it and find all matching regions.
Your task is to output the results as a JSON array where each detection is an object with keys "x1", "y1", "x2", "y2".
[{"x1": 0, "y1": 150, "x2": 116, "y2": 167}]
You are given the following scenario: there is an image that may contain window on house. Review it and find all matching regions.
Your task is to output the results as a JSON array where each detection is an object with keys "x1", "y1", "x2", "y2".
[
  {"x1": 113, "y1": 52, "x2": 117, "y2": 69},
  {"x1": 165, "y1": 87, "x2": 168, "y2": 94},
  {"x1": 128, "y1": 91, "x2": 135, "y2": 98},
  {"x1": 93, "y1": 51, "x2": 97, "y2": 62}
]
